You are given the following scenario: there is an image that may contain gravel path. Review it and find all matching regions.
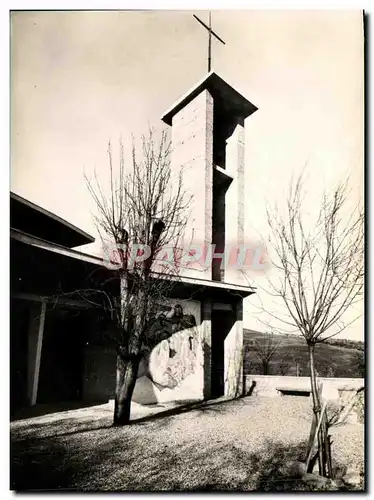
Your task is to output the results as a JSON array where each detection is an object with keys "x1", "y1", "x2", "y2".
[{"x1": 10, "y1": 396, "x2": 364, "y2": 491}]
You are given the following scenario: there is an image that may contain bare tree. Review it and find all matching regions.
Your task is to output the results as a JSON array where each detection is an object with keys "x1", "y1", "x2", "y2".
[
  {"x1": 265, "y1": 175, "x2": 364, "y2": 476},
  {"x1": 253, "y1": 331, "x2": 282, "y2": 375},
  {"x1": 277, "y1": 357, "x2": 290, "y2": 376},
  {"x1": 293, "y1": 357, "x2": 301, "y2": 377},
  {"x1": 82, "y1": 129, "x2": 192, "y2": 425}
]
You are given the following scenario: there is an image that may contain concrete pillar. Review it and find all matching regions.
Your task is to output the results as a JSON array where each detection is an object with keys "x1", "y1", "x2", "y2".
[
  {"x1": 224, "y1": 120, "x2": 245, "y2": 285},
  {"x1": 200, "y1": 298, "x2": 212, "y2": 399},
  {"x1": 27, "y1": 301, "x2": 46, "y2": 405},
  {"x1": 224, "y1": 299, "x2": 244, "y2": 398},
  {"x1": 171, "y1": 90, "x2": 213, "y2": 280}
]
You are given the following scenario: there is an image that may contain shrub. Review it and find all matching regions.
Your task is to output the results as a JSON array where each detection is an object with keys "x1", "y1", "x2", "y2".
[{"x1": 354, "y1": 391, "x2": 364, "y2": 424}]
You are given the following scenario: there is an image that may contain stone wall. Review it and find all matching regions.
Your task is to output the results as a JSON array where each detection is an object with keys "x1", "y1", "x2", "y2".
[
  {"x1": 244, "y1": 374, "x2": 364, "y2": 404},
  {"x1": 132, "y1": 299, "x2": 203, "y2": 404},
  {"x1": 83, "y1": 299, "x2": 204, "y2": 404},
  {"x1": 171, "y1": 90, "x2": 213, "y2": 280},
  {"x1": 224, "y1": 301, "x2": 244, "y2": 398},
  {"x1": 224, "y1": 120, "x2": 246, "y2": 285},
  {"x1": 82, "y1": 298, "x2": 245, "y2": 406}
]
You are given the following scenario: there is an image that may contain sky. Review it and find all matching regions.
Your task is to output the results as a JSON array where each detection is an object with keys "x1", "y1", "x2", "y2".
[{"x1": 10, "y1": 10, "x2": 364, "y2": 340}]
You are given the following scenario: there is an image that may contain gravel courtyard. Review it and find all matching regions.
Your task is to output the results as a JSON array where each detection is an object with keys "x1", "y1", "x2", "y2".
[{"x1": 10, "y1": 396, "x2": 364, "y2": 492}]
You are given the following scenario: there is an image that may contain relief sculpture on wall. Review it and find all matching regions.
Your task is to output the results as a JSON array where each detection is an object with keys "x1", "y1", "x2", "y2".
[{"x1": 133, "y1": 302, "x2": 202, "y2": 403}]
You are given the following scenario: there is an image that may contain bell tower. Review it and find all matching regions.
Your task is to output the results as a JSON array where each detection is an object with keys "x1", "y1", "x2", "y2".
[{"x1": 161, "y1": 71, "x2": 258, "y2": 284}]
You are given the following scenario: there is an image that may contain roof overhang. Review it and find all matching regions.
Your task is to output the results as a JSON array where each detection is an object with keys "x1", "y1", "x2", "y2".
[
  {"x1": 10, "y1": 192, "x2": 95, "y2": 248},
  {"x1": 152, "y1": 271, "x2": 256, "y2": 301},
  {"x1": 10, "y1": 228, "x2": 101, "y2": 266},
  {"x1": 11, "y1": 229, "x2": 255, "y2": 302},
  {"x1": 161, "y1": 71, "x2": 258, "y2": 126}
]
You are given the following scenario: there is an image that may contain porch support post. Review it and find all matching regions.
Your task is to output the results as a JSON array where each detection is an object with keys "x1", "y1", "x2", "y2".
[
  {"x1": 27, "y1": 300, "x2": 46, "y2": 406},
  {"x1": 224, "y1": 298, "x2": 244, "y2": 398}
]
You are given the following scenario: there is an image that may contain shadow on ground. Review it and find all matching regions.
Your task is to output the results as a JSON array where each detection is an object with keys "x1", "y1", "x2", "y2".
[
  {"x1": 11, "y1": 400, "x2": 108, "y2": 422},
  {"x1": 131, "y1": 396, "x2": 254, "y2": 425},
  {"x1": 10, "y1": 397, "x2": 362, "y2": 492}
]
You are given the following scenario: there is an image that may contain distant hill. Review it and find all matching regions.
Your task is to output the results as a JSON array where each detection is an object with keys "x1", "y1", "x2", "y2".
[{"x1": 243, "y1": 329, "x2": 364, "y2": 378}]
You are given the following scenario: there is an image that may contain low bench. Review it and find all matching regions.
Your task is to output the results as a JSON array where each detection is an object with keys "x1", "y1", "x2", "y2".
[{"x1": 276, "y1": 386, "x2": 311, "y2": 397}]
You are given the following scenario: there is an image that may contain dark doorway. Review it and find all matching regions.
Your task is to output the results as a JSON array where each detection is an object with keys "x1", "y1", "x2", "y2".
[
  {"x1": 10, "y1": 299, "x2": 29, "y2": 415},
  {"x1": 211, "y1": 309, "x2": 235, "y2": 398},
  {"x1": 37, "y1": 308, "x2": 85, "y2": 404}
]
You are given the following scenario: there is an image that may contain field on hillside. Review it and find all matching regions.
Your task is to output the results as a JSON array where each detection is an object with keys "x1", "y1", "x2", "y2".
[{"x1": 243, "y1": 330, "x2": 364, "y2": 378}]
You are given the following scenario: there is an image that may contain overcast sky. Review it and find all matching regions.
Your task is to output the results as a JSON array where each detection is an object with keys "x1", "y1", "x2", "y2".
[{"x1": 10, "y1": 10, "x2": 364, "y2": 339}]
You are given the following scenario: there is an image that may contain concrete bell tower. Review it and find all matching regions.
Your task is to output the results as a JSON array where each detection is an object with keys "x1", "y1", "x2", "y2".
[{"x1": 161, "y1": 71, "x2": 258, "y2": 284}]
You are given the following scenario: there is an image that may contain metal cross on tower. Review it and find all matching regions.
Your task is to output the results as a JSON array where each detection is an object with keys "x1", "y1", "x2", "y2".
[{"x1": 193, "y1": 12, "x2": 226, "y2": 72}]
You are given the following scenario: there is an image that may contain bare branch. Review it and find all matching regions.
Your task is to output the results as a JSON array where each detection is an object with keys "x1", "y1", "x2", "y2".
[{"x1": 264, "y1": 174, "x2": 363, "y2": 344}]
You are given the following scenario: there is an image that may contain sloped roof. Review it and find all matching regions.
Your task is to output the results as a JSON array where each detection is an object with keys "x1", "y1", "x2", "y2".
[
  {"x1": 161, "y1": 71, "x2": 258, "y2": 126},
  {"x1": 10, "y1": 192, "x2": 95, "y2": 248}
]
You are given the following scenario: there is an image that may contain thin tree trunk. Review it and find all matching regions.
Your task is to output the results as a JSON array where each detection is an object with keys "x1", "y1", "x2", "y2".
[
  {"x1": 113, "y1": 354, "x2": 140, "y2": 426},
  {"x1": 324, "y1": 428, "x2": 333, "y2": 478},
  {"x1": 317, "y1": 368, "x2": 333, "y2": 477},
  {"x1": 308, "y1": 342, "x2": 325, "y2": 476},
  {"x1": 305, "y1": 402, "x2": 327, "y2": 471},
  {"x1": 318, "y1": 376, "x2": 333, "y2": 478}
]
